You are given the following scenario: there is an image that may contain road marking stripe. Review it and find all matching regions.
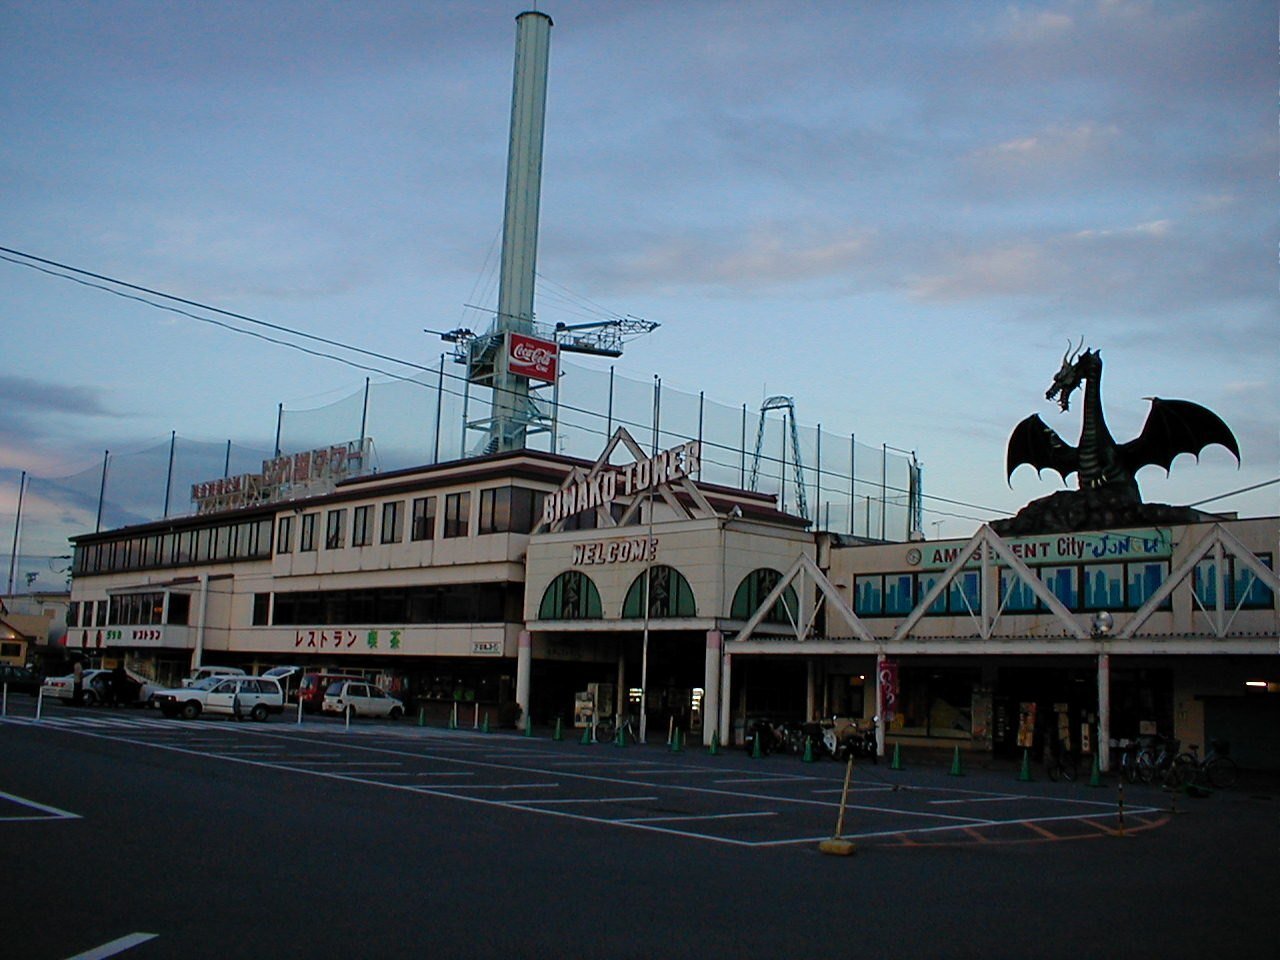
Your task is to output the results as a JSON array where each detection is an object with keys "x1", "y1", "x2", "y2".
[
  {"x1": 619, "y1": 811, "x2": 778, "y2": 824},
  {"x1": 64, "y1": 932, "x2": 158, "y2": 959},
  {"x1": 929, "y1": 794, "x2": 1021, "y2": 804},
  {"x1": 514, "y1": 795, "x2": 659, "y2": 806},
  {"x1": 0, "y1": 789, "x2": 81, "y2": 820}
]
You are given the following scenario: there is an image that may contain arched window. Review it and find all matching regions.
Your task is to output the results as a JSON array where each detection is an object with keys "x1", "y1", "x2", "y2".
[
  {"x1": 538, "y1": 571, "x2": 603, "y2": 620},
  {"x1": 731, "y1": 568, "x2": 798, "y2": 625},
  {"x1": 622, "y1": 565, "x2": 696, "y2": 619}
]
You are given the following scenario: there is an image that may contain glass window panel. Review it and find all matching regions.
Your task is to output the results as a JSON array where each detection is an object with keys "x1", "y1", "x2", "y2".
[
  {"x1": 948, "y1": 571, "x2": 981, "y2": 614},
  {"x1": 915, "y1": 572, "x2": 947, "y2": 614},
  {"x1": 277, "y1": 515, "x2": 294, "y2": 555},
  {"x1": 1235, "y1": 554, "x2": 1274, "y2": 609},
  {"x1": 1039, "y1": 566, "x2": 1078, "y2": 610},
  {"x1": 1000, "y1": 569, "x2": 1040, "y2": 612},
  {"x1": 1082, "y1": 564, "x2": 1125, "y2": 610},
  {"x1": 853, "y1": 575, "x2": 883, "y2": 617},
  {"x1": 411, "y1": 496, "x2": 436, "y2": 541},
  {"x1": 1126, "y1": 562, "x2": 1169, "y2": 610}
]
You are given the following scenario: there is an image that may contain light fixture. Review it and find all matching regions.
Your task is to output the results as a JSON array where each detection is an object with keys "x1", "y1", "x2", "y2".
[
  {"x1": 1091, "y1": 611, "x2": 1114, "y2": 637},
  {"x1": 1245, "y1": 680, "x2": 1268, "y2": 688}
]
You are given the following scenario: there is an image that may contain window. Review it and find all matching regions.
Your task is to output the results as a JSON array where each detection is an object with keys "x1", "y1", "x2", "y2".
[
  {"x1": 277, "y1": 515, "x2": 294, "y2": 554},
  {"x1": 95, "y1": 600, "x2": 107, "y2": 627},
  {"x1": 167, "y1": 593, "x2": 190, "y2": 625},
  {"x1": 731, "y1": 569, "x2": 799, "y2": 624},
  {"x1": 948, "y1": 570, "x2": 981, "y2": 614},
  {"x1": 915, "y1": 572, "x2": 948, "y2": 615},
  {"x1": 999, "y1": 569, "x2": 1040, "y2": 612},
  {"x1": 477, "y1": 487, "x2": 542, "y2": 535},
  {"x1": 1196, "y1": 553, "x2": 1273, "y2": 610},
  {"x1": 412, "y1": 496, "x2": 437, "y2": 541},
  {"x1": 299, "y1": 513, "x2": 318, "y2": 552},
  {"x1": 381, "y1": 501, "x2": 404, "y2": 544},
  {"x1": 252, "y1": 593, "x2": 270, "y2": 626},
  {"x1": 539, "y1": 571, "x2": 603, "y2": 620},
  {"x1": 325, "y1": 509, "x2": 346, "y2": 549},
  {"x1": 623, "y1": 565, "x2": 696, "y2": 619},
  {"x1": 444, "y1": 492, "x2": 470, "y2": 538},
  {"x1": 1082, "y1": 564, "x2": 1125, "y2": 610},
  {"x1": 270, "y1": 582, "x2": 520, "y2": 625},
  {"x1": 352, "y1": 505, "x2": 373, "y2": 546},
  {"x1": 1237, "y1": 554, "x2": 1274, "y2": 609},
  {"x1": 1039, "y1": 566, "x2": 1078, "y2": 610},
  {"x1": 67, "y1": 601, "x2": 80, "y2": 628}
]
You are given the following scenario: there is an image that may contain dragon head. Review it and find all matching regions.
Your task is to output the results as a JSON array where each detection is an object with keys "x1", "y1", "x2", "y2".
[{"x1": 1045, "y1": 337, "x2": 1090, "y2": 411}]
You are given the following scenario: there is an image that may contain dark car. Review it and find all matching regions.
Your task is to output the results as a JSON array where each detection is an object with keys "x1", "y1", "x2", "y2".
[{"x1": 0, "y1": 664, "x2": 39, "y2": 695}]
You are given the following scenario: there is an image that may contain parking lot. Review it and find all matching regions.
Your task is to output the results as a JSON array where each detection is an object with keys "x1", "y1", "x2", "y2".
[
  {"x1": 4, "y1": 700, "x2": 1166, "y2": 849},
  {"x1": 2, "y1": 698, "x2": 1276, "y2": 960}
]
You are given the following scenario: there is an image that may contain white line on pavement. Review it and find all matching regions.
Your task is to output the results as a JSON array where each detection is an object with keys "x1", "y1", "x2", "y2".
[{"x1": 64, "y1": 932, "x2": 158, "y2": 959}]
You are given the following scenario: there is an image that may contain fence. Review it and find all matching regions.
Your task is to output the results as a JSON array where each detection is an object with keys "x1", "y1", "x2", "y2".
[{"x1": 5, "y1": 360, "x2": 919, "y2": 594}]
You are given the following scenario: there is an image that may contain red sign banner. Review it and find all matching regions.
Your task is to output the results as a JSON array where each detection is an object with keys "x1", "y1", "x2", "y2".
[
  {"x1": 879, "y1": 660, "x2": 899, "y2": 722},
  {"x1": 508, "y1": 333, "x2": 559, "y2": 382}
]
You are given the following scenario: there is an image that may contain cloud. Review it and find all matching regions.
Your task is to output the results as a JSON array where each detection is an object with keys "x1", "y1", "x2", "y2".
[{"x1": 0, "y1": 375, "x2": 115, "y2": 418}]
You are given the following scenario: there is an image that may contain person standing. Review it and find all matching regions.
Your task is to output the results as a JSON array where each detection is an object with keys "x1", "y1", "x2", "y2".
[{"x1": 72, "y1": 660, "x2": 84, "y2": 707}]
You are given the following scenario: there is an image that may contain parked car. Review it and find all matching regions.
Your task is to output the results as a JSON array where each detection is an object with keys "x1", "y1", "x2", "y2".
[
  {"x1": 298, "y1": 672, "x2": 365, "y2": 712},
  {"x1": 322, "y1": 680, "x2": 405, "y2": 720},
  {"x1": 0, "y1": 664, "x2": 40, "y2": 695},
  {"x1": 152, "y1": 675, "x2": 284, "y2": 721},
  {"x1": 40, "y1": 667, "x2": 158, "y2": 706},
  {"x1": 181, "y1": 665, "x2": 246, "y2": 687}
]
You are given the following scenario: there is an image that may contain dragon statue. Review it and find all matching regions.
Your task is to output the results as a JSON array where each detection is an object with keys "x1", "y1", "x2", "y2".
[{"x1": 993, "y1": 340, "x2": 1240, "y2": 535}]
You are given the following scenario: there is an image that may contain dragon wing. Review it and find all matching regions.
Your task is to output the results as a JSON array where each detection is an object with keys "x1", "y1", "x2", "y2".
[
  {"x1": 1118, "y1": 397, "x2": 1240, "y2": 475},
  {"x1": 1006, "y1": 414, "x2": 1078, "y2": 484}
]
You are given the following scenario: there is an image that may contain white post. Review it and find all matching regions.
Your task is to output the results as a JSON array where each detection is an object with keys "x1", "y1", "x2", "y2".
[
  {"x1": 1098, "y1": 653, "x2": 1111, "y2": 772},
  {"x1": 703, "y1": 631, "x2": 722, "y2": 747},
  {"x1": 2, "y1": 682, "x2": 7, "y2": 716},
  {"x1": 719, "y1": 652, "x2": 733, "y2": 748},
  {"x1": 192, "y1": 572, "x2": 210, "y2": 671},
  {"x1": 36, "y1": 688, "x2": 43, "y2": 721},
  {"x1": 473, "y1": 703, "x2": 479, "y2": 729},
  {"x1": 345, "y1": 703, "x2": 351, "y2": 730},
  {"x1": 515, "y1": 630, "x2": 532, "y2": 727},
  {"x1": 296, "y1": 697, "x2": 303, "y2": 725}
]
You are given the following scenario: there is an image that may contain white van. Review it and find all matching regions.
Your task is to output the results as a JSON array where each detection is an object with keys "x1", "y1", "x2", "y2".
[{"x1": 181, "y1": 665, "x2": 246, "y2": 688}]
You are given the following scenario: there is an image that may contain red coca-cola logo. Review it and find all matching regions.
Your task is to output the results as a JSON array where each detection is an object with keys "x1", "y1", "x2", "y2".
[{"x1": 509, "y1": 334, "x2": 558, "y2": 381}]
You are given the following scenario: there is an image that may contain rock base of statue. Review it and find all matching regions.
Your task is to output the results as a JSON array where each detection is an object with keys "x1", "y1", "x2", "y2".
[{"x1": 992, "y1": 487, "x2": 1215, "y2": 537}]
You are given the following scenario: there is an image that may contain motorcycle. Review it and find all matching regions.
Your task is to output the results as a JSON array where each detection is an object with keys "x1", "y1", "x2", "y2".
[{"x1": 819, "y1": 716, "x2": 879, "y2": 763}]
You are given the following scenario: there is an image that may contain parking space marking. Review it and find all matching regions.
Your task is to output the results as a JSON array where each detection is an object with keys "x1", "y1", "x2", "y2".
[
  {"x1": 64, "y1": 932, "x2": 158, "y2": 959},
  {"x1": 0, "y1": 788, "x2": 81, "y2": 822},
  {"x1": 619, "y1": 811, "x2": 778, "y2": 825},
  {"x1": 929, "y1": 794, "x2": 1022, "y2": 805},
  {"x1": 8, "y1": 719, "x2": 1167, "y2": 849}
]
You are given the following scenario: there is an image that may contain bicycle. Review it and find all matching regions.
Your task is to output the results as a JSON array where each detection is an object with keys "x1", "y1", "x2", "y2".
[
  {"x1": 1167, "y1": 739, "x2": 1238, "y2": 791},
  {"x1": 1136, "y1": 735, "x2": 1180, "y2": 784},
  {"x1": 1043, "y1": 738, "x2": 1079, "y2": 783},
  {"x1": 593, "y1": 713, "x2": 638, "y2": 744}
]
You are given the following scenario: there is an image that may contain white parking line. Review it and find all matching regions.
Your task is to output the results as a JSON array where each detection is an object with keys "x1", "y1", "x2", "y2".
[
  {"x1": 63, "y1": 931, "x2": 157, "y2": 959},
  {"x1": 440, "y1": 782, "x2": 559, "y2": 790},
  {"x1": 619, "y1": 811, "x2": 778, "y2": 825},
  {"x1": 515, "y1": 795, "x2": 660, "y2": 806},
  {"x1": 929, "y1": 794, "x2": 1022, "y2": 805},
  {"x1": 0, "y1": 789, "x2": 80, "y2": 821}
]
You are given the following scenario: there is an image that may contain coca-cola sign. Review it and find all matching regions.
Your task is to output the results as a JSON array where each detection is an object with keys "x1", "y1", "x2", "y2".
[{"x1": 508, "y1": 333, "x2": 559, "y2": 382}]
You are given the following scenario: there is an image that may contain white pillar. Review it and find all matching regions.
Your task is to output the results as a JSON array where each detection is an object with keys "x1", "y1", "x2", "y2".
[
  {"x1": 516, "y1": 630, "x2": 532, "y2": 725},
  {"x1": 192, "y1": 573, "x2": 209, "y2": 671},
  {"x1": 703, "y1": 631, "x2": 722, "y2": 746},
  {"x1": 719, "y1": 651, "x2": 733, "y2": 748},
  {"x1": 1097, "y1": 652, "x2": 1111, "y2": 772}
]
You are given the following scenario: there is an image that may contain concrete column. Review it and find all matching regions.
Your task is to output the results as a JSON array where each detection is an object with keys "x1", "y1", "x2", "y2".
[
  {"x1": 516, "y1": 630, "x2": 532, "y2": 724},
  {"x1": 615, "y1": 645, "x2": 626, "y2": 724},
  {"x1": 703, "y1": 631, "x2": 722, "y2": 746},
  {"x1": 1097, "y1": 652, "x2": 1111, "y2": 772},
  {"x1": 806, "y1": 659, "x2": 817, "y2": 722},
  {"x1": 719, "y1": 651, "x2": 733, "y2": 748}
]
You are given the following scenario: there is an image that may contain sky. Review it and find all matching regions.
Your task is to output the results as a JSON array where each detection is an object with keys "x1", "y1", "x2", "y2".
[{"x1": 1, "y1": 0, "x2": 1276, "y2": 586}]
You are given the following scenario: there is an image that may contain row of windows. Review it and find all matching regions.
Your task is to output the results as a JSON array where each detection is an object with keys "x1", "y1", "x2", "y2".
[
  {"x1": 854, "y1": 554, "x2": 1274, "y2": 618},
  {"x1": 67, "y1": 593, "x2": 191, "y2": 627},
  {"x1": 536, "y1": 567, "x2": 798, "y2": 624},
  {"x1": 259, "y1": 582, "x2": 523, "y2": 626},
  {"x1": 278, "y1": 487, "x2": 546, "y2": 555},
  {"x1": 73, "y1": 519, "x2": 274, "y2": 575}
]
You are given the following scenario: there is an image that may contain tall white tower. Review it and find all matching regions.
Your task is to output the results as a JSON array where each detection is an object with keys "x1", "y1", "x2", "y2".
[{"x1": 480, "y1": 10, "x2": 553, "y2": 453}]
